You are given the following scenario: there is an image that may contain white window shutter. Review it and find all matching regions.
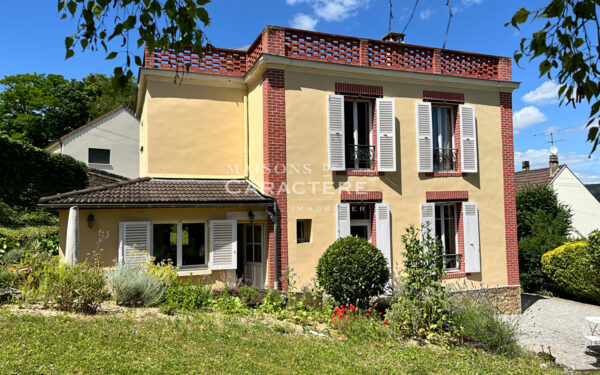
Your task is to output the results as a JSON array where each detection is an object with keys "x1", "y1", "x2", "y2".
[
  {"x1": 327, "y1": 94, "x2": 345, "y2": 171},
  {"x1": 463, "y1": 202, "x2": 481, "y2": 273},
  {"x1": 336, "y1": 203, "x2": 351, "y2": 238},
  {"x1": 420, "y1": 203, "x2": 435, "y2": 241},
  {"x1": 416, "y1": 102, "x2": 433, "y2": 172},
  {"x1": 375, "y1": 203, "x2": 392, "y2": 268},
  {"x1": 119, "y1": 221, "x2": 151, "y2": 266},
  {"x1": 209, "y1": 220, "x2": 237, "y2": 270},
  {"x1": 460, "y1": 105, "x2": 478, "y2": 173},
  {"x1": 376, "y1": 98, "x2": 396, "y2": 172}
]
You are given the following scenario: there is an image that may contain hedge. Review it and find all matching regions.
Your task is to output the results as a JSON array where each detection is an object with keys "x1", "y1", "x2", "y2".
[
  {"x1": 541, "y1": 241, "x2": 600, "y2": 304},
  {"x1": 0, "y1": 136, "x2": 88, "y2": 208}
]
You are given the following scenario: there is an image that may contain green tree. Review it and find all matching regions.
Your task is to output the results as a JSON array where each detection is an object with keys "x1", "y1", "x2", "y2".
[
  {"x1": 60, "y1": 0, "x2": 211, "y2": 85},
  {"x1": 0, "y1": 73, "x2": 137, "y2": 147},
  {"x1": 516, "y1": 184, "x2": 572, "y2": 291},
  {"x1": 508, "y1": 1, "x2": 600, "y2": 154}
]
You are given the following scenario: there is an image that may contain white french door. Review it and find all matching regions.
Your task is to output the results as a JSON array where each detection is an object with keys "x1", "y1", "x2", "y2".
[{"x1": 242, "y1": 223, "x2": 265, "y2": 288}]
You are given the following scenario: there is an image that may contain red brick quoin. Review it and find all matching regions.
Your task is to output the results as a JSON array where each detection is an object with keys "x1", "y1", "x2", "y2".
[
  {"x1": 263, "y1": 68, "x2": 288, "y2": 289},
  {"x1": 500, "y1": 92, "x2": 520, "y2": 286}
]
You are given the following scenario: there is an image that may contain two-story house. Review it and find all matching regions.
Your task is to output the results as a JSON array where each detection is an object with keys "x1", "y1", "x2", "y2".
[{"x1": 40, "y1": 26, "x2": 521, "y2": 312}]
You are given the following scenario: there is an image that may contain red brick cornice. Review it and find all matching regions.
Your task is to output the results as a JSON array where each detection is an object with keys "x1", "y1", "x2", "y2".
[
  {"x1": 335, "y1": 83, "x2": 383, "y2": 97},
  {"x1": 426, "y1": 190, "x2": 468, "y2": 201},
  {"x1": 340, "y1": 191, "x2": 383, "y2": 202},
  {"x1": 423, "y1": 90, "x2": 465, "y2": 103}
]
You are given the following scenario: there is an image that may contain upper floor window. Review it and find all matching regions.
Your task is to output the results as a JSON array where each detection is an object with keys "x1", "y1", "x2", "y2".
[
  {"x1": 431, "y1": 106, "x2": 456, "y2": 172},
  {"x1": 88, "y1": 148, "x2": 110, "y2": 164},
  {"x1": 344, "y1": 99, "x2": 373, "y2": 170}
]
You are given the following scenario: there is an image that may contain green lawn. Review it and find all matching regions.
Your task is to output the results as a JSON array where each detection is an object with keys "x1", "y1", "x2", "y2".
[{"x1": 0, "y1": 309, "x2": 563, "y2": 375}]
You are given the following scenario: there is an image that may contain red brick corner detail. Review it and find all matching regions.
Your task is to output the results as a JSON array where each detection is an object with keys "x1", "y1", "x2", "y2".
[
  {"x1": 340, "y1": 191, "x2": 383, "y2": 202},
  {"x1": 500, "y1": 92, "x2": 520, "y2": 286},
  {"x1": 423, "y1": 90, "x2": 465, "y2": 103},
  {"x1": 335, "y1": 83, "x2": 383, "y2": 97},
  {"x1": 425, "y1": 190, "x2": 468, "y2": 201},
  {"x1": 263, "y1": 68, "x2": 288, "y2": 290}
]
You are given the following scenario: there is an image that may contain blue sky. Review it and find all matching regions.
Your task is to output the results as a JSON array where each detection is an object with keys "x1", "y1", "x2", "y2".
[{"x1": 1, "y1": 0, "x2": 598, "y2": 183}]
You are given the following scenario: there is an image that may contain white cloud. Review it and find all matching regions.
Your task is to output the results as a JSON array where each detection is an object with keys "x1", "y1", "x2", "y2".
[
  {"x1": 462, "y1": 0, "x2": 484, "y2": 5},
  {"x1": 513, "y1": 106, "x2": 547, "y2": 131},
  {"x1": 285, "y1": 0, "x2": 369, "y2": 23},
  {"x1": 419, "y1": 7, "x2": 433, "y2": 20},
  {"x1": 522, "y1": 81, "x2": 560, "y2": 105},
  {"x1": 290, "y1": 13, "x2": 319, "y2": 30}
]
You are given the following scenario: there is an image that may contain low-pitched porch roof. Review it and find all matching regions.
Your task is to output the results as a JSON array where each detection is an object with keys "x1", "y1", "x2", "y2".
[{"x1": 38, "y1": 177, "x2": 273, "y2": 209}]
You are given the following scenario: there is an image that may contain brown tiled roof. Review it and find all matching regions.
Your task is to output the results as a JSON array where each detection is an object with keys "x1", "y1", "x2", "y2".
[
  {"x1": 88, "y1": 168, "x2": 129, "y2": 182},
  {"x1": 39, "y1": 178, "x2": 272, "y2": 208},
  {"x1": 515, "y1": 165, "x2": 565, "y2": 190}
]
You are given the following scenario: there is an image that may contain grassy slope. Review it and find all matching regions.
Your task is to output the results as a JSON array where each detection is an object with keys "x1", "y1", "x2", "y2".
[{"x1": 0, "y1": 310, "x2": 562, "y2": 375}]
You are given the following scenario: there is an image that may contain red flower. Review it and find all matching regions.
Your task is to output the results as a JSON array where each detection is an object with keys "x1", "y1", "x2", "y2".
[
  {"x1": 367, "y1": 309, "x2": 372, "y2": 313},
  {"x1": 359, "y1": 316, "x2": 362, "y2": 319},
  {"x1": 366, "y1": 313, "x2": 369, "y2": 317},
  {"x1": 350, "y1": 318, "x2": 354, "y2": 321},
  {"x1": 378, "y1": 312, "x2": 382, "y2": 316},
  {"x1": 333, "y1": 318, "x2": 337, "y2": 324}
]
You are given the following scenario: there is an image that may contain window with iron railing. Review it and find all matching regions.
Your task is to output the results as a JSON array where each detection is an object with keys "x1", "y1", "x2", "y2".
[
  {"x1": 344, "y1": 99, "x2": 374, "y2": 170},
  {"x1": 432, "y1": 106, "x2": 457, "y2": 171}
]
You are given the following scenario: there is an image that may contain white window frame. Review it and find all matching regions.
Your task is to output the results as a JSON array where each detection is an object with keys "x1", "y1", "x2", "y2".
[
  {"x1": 431, "y1": 105, "x2": 456, "y2": 172},
  {"x1": 434, "y1": 203, "x2": 459, "y2": 271},
  {"x1": 241, "y1": 222, "x2": 265, "y2": 264},
  {"x1": 345, "y1": 98, "x2": 373, "y2": 170},
  {"x1": 350, "y1": 204, "x2": 372, "y2": 243},
  {"x1": 151, "y1": 220, "x2": 208, "y2": 270}
]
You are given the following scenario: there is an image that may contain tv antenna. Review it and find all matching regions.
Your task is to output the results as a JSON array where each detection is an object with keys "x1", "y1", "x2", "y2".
[{"x1": 533, "y1": 129, "x2": 566, "y2": 154}]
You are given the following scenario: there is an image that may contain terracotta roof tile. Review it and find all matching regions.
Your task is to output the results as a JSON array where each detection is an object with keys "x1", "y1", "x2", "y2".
[
  {"x1": 39, "y1": 178, "x2": 272, "y2": 207},
  {"x1": 515, "y1": 165, "x2": 565, "y2": 190}
]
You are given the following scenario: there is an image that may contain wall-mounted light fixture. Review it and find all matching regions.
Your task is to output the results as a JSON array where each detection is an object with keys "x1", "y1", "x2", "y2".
[
  {"x1": 87, "y1": 214, "x2": 94, "y2": 229},
  {"x1": 248, "y1": 210, "x2": 255, "y2": 225}
]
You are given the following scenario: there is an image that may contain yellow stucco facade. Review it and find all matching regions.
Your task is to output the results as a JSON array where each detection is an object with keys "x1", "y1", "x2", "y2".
[{"x1": 53, "y1": 49, "x2": 518, "y2": 293}]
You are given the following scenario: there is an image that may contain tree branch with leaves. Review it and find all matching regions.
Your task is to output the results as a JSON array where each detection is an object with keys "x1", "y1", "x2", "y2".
[
  {"x1": 59, "y1": 0, "x2": 211, "y2": 86},
  {"x1": 508, "y1": 0, "x2": 600, "y2": 155}
]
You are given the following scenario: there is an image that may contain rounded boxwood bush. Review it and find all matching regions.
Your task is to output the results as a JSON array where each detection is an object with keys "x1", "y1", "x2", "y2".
[
  {"x1": 542, "y1": 241, "x2": 600, "y2": 304},
  {"x1": 316, "y1": 236, "x2": 389, "y2": 307}
]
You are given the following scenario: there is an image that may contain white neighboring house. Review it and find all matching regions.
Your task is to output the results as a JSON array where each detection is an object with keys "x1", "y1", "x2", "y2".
[
  {"x1": 516, "y1": 155, "x2": 600, "y2": 237},
  {"x1": 46, "y1": 105, "x2": 139, "y2": 179}
]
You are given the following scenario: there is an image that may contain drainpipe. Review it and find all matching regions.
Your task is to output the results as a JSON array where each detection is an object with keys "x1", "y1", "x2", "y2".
[{"x1": 262, "y1": 193, "x2": 279, "y2": 290}]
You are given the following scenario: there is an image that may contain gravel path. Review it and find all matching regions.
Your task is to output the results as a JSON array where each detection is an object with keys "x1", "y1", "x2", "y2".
[{"x1": 515, "y1": 294, "x2": 600, "y2": 371}]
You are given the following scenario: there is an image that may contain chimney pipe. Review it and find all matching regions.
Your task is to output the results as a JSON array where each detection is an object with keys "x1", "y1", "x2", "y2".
[
  {"x1": 381, "y1": 32, "x2": 406, "y2": 43},
  {"x1": 522, "y1": 161, "x2": 530, "y2": 171},
  {"x1": 549, "y1": 154, "x2": 559, "y2": 176}
]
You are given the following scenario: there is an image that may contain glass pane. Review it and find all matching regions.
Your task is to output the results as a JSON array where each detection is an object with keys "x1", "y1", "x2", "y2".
[
  {"x1": 297, "y1": 220, "x2": 304, "y2": 242},
  {"x1": 246, "y1": 243, "x2": 253, "y2": 262},
  {"x1": 253, "y1": 225, "x2": 261, "y2": 245},
  {"x1": 153, "y1": 224, "x2": 177, "y2": 264},
  {"x1": 432, "y1": 108, "x2": 440, "y2": 149},
  {"x1": 444, "y1": 109, "x2": 454, "y2": 148},
  {"x1": 351, "y1": 225, "x2": 368, "y2": 240},
  {"x1": 440, "y1": 109, "x2": 447, "y2": 148},
  {"x1": 350, "y1": 204, "x2": 370, "y2": 220},
  {"x1": 245, "y1": 225, "x2": 253, "y2": 244},
  {"x1": 182, "y1": 223, "x2": 205, "y2": 266},
  {"x1": 254, "y1": 244, "x2": 262, "y2": 263},
  {"x1": 345, "y1": 101, "x2": 355, "y2": 168},
  {"x1": 357, "y1": 102, "x2": 369, "y2": 145}
]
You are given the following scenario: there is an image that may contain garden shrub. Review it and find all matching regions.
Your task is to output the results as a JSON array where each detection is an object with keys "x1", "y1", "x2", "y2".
[
  {"x1": 106, "y1": 265, "x2": 166, "y2": 307},
  {"x1": 2, "y1": 248, "x2": 25, "y2": 265},
  {"x1": 386, "y1": 225, "x2": 456, "y2": 341},
  {"x1": 145, "y1": 259, "x2": 178, "y2": 285},
  {"x1": 212, "y1": 291, "x2": 250, "y2": 315},
  {"x1": 588, "y1": 230, "x2": 600, "y2": 270},
  {"x1": 316, "y1": 236, "x2": 389, "y2": 307},
  {"x1": 0, "y1": 267, "x2": 18, "y2": 288},
  {"x1": 450, "y1": 296, "x2": 521, "y2": 357},
  {"x1": 238, "y1": 285, "x2": 260, "y2": 306},
  {"x1": 516, "y1": 185, "x2": 571, "y2": 292},
  {"x1": 542, "y1": 241, "x2": 600, "y2": 304},
  {"x1": 161, "y1": 279, "x2": 213, "y2": 313},
  {"x1": 18, "y1": 251, "x2": 57, "y2": 299},
  {"x1": 0, "y1": 136, "x2": 88, "y2": 209},
  {"x1": 0, "y1": 202, "x2": 59, "y2": 228},
  {"x1": 258, "y1": 290, "x2": 283, "y2": 314},
  {"x1": 40, "y1": 261, "x2": 107, "y2": 314}
]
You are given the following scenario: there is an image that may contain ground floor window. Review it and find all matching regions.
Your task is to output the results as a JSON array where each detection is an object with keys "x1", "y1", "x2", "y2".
[
  {"x1": 152, "y1": 222, "x2": 206, "y2": 268},
  {"x1": 434, "y1": 204, "x2": 459, "y2": 271},
  {"x1": 350, "y1": 204, "x2": 371, "y2": 241}
]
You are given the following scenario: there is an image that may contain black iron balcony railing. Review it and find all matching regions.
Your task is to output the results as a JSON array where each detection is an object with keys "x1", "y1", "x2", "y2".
[
  {"x1": 443, "y1": 253, "x2": 462, "y2": 271},
  {"x1": 346, "y1": 144, "x2": 375, "y2": 170},
  {"x1": 433, "y1": 148, "x2": 458, "y2": 172}
]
